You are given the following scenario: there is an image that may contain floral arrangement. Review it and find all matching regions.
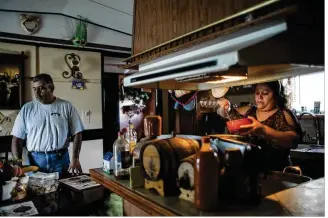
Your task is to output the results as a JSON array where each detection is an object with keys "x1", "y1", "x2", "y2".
[
  {"x1": 119, "y1": 85, "x2": 151, "y2": 118},
  {"x1": 119, "y1": 86, "x2": 150, "y2": 106}
]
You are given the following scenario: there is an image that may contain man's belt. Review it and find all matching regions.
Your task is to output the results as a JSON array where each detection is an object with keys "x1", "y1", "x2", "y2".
[{"x1": 31, "y1": 148, "x2": 68, "y2": 155}]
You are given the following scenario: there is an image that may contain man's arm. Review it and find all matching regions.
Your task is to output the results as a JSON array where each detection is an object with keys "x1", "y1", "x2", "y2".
[
  {"x1": 11, "y1": 136, "x2": 24, "y2": 160},
  {"x1": 68, "y1": 104, "x2": 84, "y2": 174},
  {"x1": 72, "y1": 132, "x2": 82, "y2": 159},
  {"x1": 68, "y1": 132, "x2": 83, "y2": 174}
]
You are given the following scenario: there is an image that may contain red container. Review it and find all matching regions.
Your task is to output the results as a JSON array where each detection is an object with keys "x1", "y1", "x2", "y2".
[{"x1": 226, "y1": 118, "x2": 253, "y2": 134}]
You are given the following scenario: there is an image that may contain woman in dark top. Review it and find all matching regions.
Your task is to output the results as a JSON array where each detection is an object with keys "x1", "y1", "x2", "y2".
[{"x1": 217, "y1": 81, "x2": 302, "y2": 171}]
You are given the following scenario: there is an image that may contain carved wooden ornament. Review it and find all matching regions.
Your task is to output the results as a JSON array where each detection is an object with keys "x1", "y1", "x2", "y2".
[{"x1": 19, "y1": 14, "x2": 40, "y2": 35}]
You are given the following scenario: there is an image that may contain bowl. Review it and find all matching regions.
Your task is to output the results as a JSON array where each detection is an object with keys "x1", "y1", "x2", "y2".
[{"x1": 226, "y1": 118, "x2": 253, "y2": 134}]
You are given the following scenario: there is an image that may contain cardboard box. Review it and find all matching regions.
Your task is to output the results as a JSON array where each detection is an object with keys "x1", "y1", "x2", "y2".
[{"x1": 103, "y1": 152, "x2": 114, "y2": 174}]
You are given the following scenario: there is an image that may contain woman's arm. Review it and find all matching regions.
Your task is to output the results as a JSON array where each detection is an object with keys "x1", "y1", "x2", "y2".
[
  {"x1": 240, "y1": 111, "x2": 300, "y2": 149},
  {"x1": 216, "y1": 97, "x2": 250, "y2": 118},
  {"x1": 263, "y1": 110, "x2": 300, "y2": 149},
  {"x1": 262, "y1": 127, "x2": 299, "y2": 149}
]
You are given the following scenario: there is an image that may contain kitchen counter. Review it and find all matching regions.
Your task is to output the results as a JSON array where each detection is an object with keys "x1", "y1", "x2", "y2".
[
  {"x1": 291, "y1": 144, "x2": 324, "y2": 159},
  {"x1": 89, "y1": 168, "x2": 324, "y2": 216},
  {"x1": 290, "y1": 144, "x2": 324, "y2": 179}
]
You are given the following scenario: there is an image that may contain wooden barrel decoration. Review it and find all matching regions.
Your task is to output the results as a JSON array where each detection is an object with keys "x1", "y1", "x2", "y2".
[
  {"x1": 178, "y1": 154, "x2": 195, "y2": 190},
  {"x1": 140, "y1": 136, "x2": 200, "y2": 196}
]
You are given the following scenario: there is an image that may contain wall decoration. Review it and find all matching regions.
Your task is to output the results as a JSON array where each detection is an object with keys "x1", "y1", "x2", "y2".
[
  {"x1": 62, "y1": 53, "x2": 82, "y2": 79},
  {"x1": 169, "y1": 90, "x2": 198, "y2": 111},
  {"x1": 119, "y1": 84, "x2": 150, "y2": 107},
  {"x1": 0, "y1": 53, "x2": 25, "y2": 109},
  {"x1": 19, "y1": 14, "x2": 40, "y2": 35},
  {"x1": 119, "y1": 76, "x2": 150, "y2": 119},
  {"x1": 118, "y1": 76, "x2": 154, "y2": 137},
  {"x1": 0, "y1": 111, "x2": 19, "y2": 136},
  {"x1": 62, "y1": 53, "x2": 86, "y2": 90},
  {"x1": 119, "y1": 87, "x2": 150, "y2": 117},
  {"x1": 72, "y1": 15, "x2": 88, "y2": 47}
]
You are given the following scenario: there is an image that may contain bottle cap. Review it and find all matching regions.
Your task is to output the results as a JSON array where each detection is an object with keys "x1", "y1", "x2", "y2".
[{"x1": 202, "y1": 137, "x2": 210, "y2": 143}]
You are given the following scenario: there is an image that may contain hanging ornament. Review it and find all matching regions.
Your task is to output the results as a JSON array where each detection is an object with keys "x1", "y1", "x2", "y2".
[
  {"x1": 72, "y1": 72, "x2": 86, "y2": 90},
  {"x1": 72, "y1": 16, "x2": 88, "y2": 47},
  {"x1": 19, "y1": 14, "x2": 40, "y2": 35}
]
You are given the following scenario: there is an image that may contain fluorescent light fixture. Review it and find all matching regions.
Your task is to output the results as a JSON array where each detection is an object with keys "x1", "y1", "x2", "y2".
[{"x1": 206, "y1": 75, "x2": 248, "y2": 84}]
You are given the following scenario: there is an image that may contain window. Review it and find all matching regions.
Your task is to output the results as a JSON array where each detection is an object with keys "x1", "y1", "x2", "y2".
[{"x1": 282, "y1": 72, "x2": 325, "y2": 113}]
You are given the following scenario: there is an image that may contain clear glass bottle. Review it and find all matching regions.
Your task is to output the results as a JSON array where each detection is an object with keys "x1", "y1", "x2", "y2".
[
  {"x1": 114, "y1": 132, "x2": 131, "y2": 179},
  {"x1": 129, "y1": 123, "x2": 137, "y2": 154}
]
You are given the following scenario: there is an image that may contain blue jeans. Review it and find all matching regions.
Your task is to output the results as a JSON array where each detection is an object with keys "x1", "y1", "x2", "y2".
[{"x1": 29, "y1": 150, "x2": 70, "y2": 176}]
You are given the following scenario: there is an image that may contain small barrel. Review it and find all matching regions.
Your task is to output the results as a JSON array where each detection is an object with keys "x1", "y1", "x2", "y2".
[
  {"x1": 178, "y1": 154, "x2": 196, "y2": 190},
  {"x1": 140, "y1": 136, "x2": 200, "y2": 182}
]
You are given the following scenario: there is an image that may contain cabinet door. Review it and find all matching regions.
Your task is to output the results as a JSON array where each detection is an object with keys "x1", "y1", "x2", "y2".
[
  {"x1": 123, "y1": 199, "x2": 151, "y2": 216},
  {"x1": 133, "y1": 0, "x2": 263, "y2": 54}
]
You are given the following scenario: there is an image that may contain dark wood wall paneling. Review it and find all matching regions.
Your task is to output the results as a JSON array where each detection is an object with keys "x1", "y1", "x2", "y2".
[{"x1": 133, "y1": 0, "x2": 264, "y2": 54}]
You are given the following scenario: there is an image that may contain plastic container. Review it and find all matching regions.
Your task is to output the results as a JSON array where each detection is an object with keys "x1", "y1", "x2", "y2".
[
  {"x1": 28, "y1": 172, "x2": 59, "y2": 195},
  {"x1": 226, "y1": 118, "x2": 253, "y2": 134}
]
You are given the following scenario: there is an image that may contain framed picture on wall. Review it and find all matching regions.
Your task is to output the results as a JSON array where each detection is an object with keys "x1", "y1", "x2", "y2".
[{"x1": 0, "y1": 52, "x2": 26, "y2": 109}]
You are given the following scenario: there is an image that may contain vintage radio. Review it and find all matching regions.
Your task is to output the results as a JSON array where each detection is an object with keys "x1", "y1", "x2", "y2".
[
  {"x1": 177, "y1": 134, "x2": 264, "y2": 205},
  {"x1": 139, "y1": 134, "x2": 200, "y2": 196},
  {"x1": 209, "y1": 134, "x2": 263, "y2": 205},
  {"x1": 177, "y1": 154, "x2": 196, "y2": 202}
]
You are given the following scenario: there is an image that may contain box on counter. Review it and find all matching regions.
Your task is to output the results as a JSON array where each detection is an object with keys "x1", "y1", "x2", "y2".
[
  {"x1": 129, "y1": 166, "x2": 144, "y2": 189},
  {"x1": 28, "y1": 172, "x2": 59, "y2": 195},
  {"x1": 103, "y1": 152, "x2": 114, "y2": 174}
]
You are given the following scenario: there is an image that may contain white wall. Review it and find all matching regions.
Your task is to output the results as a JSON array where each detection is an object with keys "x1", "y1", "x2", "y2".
[
  {"x1": 38, "y1": 47, "x2": 102, "y2": 130},
  {"x1": 38, "y1": 47, "x2": 103, "y2": 172},
  {"x1": 227, "y1": 93, "x2": 254, "y2": 106},
  {"x1": 0, "y1": 0, "x2": 133, "y2": 49},
  {"x1": 0, "y1": 42, "x2": 104, "y2": 173},
  {"x1": 104, "y1": 56, "x2": 136, "y2": 74}
]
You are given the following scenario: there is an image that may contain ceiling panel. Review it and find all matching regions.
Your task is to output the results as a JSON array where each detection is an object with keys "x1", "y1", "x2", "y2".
[{"x1": 91, "y1": 0, "x2": 134, "y2": 15}]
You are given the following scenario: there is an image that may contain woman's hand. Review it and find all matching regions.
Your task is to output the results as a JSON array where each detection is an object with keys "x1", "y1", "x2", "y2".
[
  {"x1": 216, "y1": 97, "x2": 230, "y2": 117},
  {"x1": 239, "y1": 116, "x2": 266, "y2": 136}
]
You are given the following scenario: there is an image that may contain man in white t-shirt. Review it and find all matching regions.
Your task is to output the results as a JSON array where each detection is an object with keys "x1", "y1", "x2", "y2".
[{"x1": 11, "y1": 73, "x2": 84, "y2": 176}]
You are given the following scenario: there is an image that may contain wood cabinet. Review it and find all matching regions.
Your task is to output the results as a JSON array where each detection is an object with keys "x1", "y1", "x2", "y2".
[
  {"x1": 132, "y1": 0, "x2": 264, "y2": 54},
  {"x1": 90, "y1": 168, "x2": 324, "y2": 216},
  {"x1": 123, "y1": 199, "x2": 151, "y2": 216}
]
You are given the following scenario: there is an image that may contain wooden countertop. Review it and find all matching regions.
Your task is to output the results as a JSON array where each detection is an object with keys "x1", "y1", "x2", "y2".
[{"x1": 90, "y1": 168, "x2": 324, "y2": 216}]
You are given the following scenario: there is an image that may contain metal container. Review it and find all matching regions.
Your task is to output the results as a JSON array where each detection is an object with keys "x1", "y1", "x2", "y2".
[{"x1": 261, "y1": 166, "x2": 312, "y2": 197}]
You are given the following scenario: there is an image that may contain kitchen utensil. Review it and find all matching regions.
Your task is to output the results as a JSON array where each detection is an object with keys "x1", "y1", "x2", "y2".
[{"x1": 211, "y1": 87, "x2": 229, "y2": 98}]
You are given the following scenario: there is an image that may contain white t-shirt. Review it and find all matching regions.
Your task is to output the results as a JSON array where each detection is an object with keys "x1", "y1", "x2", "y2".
[{"x1": 11, "y1": 98, "x2": 84, "y2": 152}]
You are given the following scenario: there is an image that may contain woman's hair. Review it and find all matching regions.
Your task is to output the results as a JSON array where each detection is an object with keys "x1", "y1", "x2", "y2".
[{"x1": 257, "y1": 80, "x2": 288, "y2": 109}]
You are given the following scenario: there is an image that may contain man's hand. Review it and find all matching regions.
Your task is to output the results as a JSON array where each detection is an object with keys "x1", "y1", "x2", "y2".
[{"x1": 68, "y1": 157, "x2": 82, "y2": 174}]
